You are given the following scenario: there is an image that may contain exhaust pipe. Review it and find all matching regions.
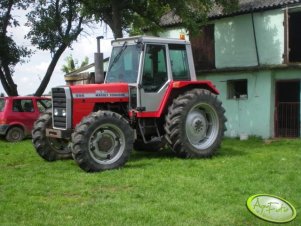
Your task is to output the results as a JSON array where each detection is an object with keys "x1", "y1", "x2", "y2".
[{"x1": 94, "y1": 36, "x2": 104, "y2": 83}]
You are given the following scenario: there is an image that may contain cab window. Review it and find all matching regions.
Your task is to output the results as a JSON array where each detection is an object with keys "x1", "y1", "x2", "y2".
[
  {"x1": 142, "y1": 45, "x2": 168, "y2": 92},
  {"x1": 169, "y1": 44, "x2": 190, "y2": 80}
]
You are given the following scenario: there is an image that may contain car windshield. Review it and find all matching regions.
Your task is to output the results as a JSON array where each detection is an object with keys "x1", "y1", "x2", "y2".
[
  {"x1": 0, "y1": 98, "x2": 5, "y2": 112},
  {"x1": 105, "y1": 44, "x2": 141, "y2": 83}
]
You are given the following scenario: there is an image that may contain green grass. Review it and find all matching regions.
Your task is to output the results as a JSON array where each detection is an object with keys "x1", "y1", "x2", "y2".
[{"x1": 0, "y1": 137, "x2": 301, "y2": 226}]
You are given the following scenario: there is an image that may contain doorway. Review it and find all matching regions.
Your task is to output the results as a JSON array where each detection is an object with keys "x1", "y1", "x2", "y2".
[{"x1": 275, "y1": 80, "x2": 300, "y2": 137}]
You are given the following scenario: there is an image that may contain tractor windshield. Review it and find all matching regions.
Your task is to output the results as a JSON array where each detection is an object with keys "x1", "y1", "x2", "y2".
[{"x1": 105, "y1": 44, "x2": 141, "y2": 83}]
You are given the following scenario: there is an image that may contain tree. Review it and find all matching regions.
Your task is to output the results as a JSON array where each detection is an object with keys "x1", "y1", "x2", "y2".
[
  {"x1": 27, "y1": 0, "x2": 86, "y2": 96},
  {"x1": 61, "y1": 55, "x2": 89, "y2": 74},
  {"x1": 81, "y1": 0, "x2": 238, "y2": 39},
  {"x1": 0, "y1": 0, "x2": 87, "y2": 96},
  {"x1": 0, "y1": 0, "x2": 32, "y2": 96}
]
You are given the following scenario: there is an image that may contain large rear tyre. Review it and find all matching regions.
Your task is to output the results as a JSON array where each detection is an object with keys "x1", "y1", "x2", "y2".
[
  {"x1": 164, "y1": 89, "x2": 226, "y2": 158},
  {"x1": 72, "y1": 111, "x2": 134, "y2": 172},
  {"x1": 32, "y1": 111, "x2": 72, "y2": 161}
]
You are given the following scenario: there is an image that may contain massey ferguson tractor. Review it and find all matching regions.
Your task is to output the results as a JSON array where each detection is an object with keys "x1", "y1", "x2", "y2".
[{"x1": 32, "y1": 36, "x2": 226, "y2": 172}]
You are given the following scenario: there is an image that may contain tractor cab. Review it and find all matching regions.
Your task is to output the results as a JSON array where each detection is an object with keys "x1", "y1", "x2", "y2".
[{"x1": 105, "y1": 36, "x2": 197, "y2": 113}]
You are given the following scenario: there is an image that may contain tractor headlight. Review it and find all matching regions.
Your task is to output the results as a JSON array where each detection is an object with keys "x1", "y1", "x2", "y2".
[
  {"x1": 54, "y1": 108, "x2": 59, "y2": 116},
  {"x1": 62, "y1": 109, "x2": 66, "y2": 117}
]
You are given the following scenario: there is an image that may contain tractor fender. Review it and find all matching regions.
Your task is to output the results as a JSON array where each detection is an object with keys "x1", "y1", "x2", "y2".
[
  {"x1": 135, "y1": 80, "x2": 220, "y2": 118},
  {"x1": 171, "y1": 80, "x2": 219, "y2": 95}
]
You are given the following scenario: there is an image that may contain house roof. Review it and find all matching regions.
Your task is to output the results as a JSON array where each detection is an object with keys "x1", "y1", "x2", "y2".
[
  {"x1": 210, "y1": 0, "x2": 301, "y2": 18},
  {"x1": 160, "y1": 0, "x2": 301, "y2": 26}
]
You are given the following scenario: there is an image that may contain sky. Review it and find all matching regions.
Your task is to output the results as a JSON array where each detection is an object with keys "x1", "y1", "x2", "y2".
[{"x1": 0, "y1": 9, "x2": 114, "y2": 96}]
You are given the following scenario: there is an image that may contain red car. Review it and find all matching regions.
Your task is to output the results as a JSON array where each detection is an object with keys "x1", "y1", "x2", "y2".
[{"x1": 0, "y1": 96, "x2": 51, "y2": 142}]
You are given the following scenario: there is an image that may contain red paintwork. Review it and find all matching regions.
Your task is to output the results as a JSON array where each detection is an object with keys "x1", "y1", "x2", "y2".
[
  {"x1": 132, "y1": 80, "x2": 219, "y2": 118},
  {"x1": 171, "y1": 80, "x2": 219, "y2": 94},
  {"x1": 70, "y1": 83, "x2": 129, "y2": 127},
  {"x1": 69, "y1": 80, "x2": 219, "y2": 125},
  {"x1": 0, "y1": 96, "x2": 50, "y2": 136}
]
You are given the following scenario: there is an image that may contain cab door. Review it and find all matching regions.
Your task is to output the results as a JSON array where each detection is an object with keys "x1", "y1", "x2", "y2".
[{"x1": 138, "y1": 44, "x2": 170, "y2": 112}]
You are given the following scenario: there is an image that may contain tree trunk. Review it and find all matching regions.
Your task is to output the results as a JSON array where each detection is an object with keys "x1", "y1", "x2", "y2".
[
  {"x1": 0, "y1": 67, "x2": 18, "y2": 96},
  {"x1": 111, "y1": 0, "x2": 123, "y2": 39},
  {"x1": 34, "y1": 44, "x2": 67, "y2": 96},
  {"x1": 0, "y1": 0, "x2": 18, "y2": 96},
  {"x1": 0, "y1": 69, "x2": 13, "y2": 96}
]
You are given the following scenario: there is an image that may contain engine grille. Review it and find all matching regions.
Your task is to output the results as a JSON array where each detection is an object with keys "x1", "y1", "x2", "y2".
[{"x1": 52, "y1": 87, "x2": 67, "y2": 129}]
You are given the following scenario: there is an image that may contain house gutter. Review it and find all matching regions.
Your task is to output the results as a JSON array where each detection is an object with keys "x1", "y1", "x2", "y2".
[{"x1": 251, "y1": 12, "x2": 260, "y2": 66}]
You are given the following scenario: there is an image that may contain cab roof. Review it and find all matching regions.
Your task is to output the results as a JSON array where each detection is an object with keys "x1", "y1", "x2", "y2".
[{"x1": 112, "y1": 35, "x2": 190, "y2": 46}]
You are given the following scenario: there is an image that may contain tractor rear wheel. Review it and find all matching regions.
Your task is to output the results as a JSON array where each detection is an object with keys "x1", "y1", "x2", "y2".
[
  {"x1": 164, "y1": 89, "x2": 226, "y2": 158},
  {"x1": 72, "y1": 111, "x2": 134, "y2": 172},
  {"x1": 32, "y1": 111, "x2": 72, "y2": 161}
]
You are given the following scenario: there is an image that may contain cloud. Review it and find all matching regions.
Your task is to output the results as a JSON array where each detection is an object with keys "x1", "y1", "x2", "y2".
[{"x1": 15, "y1": 61, "x2": 49, "y2": 74}]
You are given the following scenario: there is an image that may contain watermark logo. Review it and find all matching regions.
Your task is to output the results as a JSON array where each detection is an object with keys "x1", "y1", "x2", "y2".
[{"x1": 247, "y1": 194, "x2": 296, "y2": 223}]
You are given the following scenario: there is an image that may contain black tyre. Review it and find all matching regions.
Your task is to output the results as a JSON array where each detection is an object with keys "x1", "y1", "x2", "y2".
[
  {"x1": 164, "y1": 89, "x2": 226, "y2": 158},
  {"x1": 134, "y1": 138, "x2": 166, "y2": 152},
  {"x1": 6, "y1": 127, "x2": 25, "y2": 142},
  {"x1": 32, "y1": 111, "x2": 72, "y2": 161},
  {"x1": 72, "y1": 111, "x2": 134, "y2": 172}
]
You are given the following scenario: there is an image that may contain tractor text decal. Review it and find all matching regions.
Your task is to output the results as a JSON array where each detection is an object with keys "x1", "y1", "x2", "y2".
[{"x1": 73, "y1": 91, "x2": 128, "y2": 99}]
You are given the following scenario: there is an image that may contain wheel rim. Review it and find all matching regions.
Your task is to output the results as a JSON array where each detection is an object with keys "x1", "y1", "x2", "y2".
[
  {"x1": 89, "y1": 123, "x2": 125, "y2": 165},
  {"x1": 10, "y1": 128, "x2": 22, "y2": 141},
  {"x1": 185, "y1": 103, "x2": 219, "y2": 150}
]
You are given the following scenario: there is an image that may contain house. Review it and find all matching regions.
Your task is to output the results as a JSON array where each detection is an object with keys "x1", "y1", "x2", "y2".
[{"x1": 158, "y1": 0, "x2": 301, "y2": 138}]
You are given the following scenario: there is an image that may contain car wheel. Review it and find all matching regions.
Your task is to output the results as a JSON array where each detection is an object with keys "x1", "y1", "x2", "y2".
[{"x1": 6, "y1": 127, "x2": 25, "y2": 142}]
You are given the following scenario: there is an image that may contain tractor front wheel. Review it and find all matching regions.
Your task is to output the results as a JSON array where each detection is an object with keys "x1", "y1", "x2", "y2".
[
  {"x1": 32, "y1": 111, "x2": 72, "y2": 161},
  {"x1": 72, "y1": 111, "x2": 134, "y2": 172},
  {"x1": 165, "y1": 89, "x2": 226, "y2": 158}
]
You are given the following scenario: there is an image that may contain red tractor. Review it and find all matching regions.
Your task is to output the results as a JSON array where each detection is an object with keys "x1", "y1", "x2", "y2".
[{"x1": 32, "y1": 36, "x2": 226, "y2": 172}]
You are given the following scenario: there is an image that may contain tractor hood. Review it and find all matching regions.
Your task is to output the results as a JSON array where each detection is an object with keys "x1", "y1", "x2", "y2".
[
  {"x1": 70, "y1": 83, "x2": 129, "y2": 102},
  {"x1": 69, "y1": 83, "x2": 129, "y2": 128}
]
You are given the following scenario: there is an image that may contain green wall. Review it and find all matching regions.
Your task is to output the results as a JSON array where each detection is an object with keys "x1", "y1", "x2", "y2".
[
  {"x1": 215, "y1": 9, "x2": 284, "y2": 68},
  {"x1": 204, "y1": 8, "x2": 288, "y2": 138},
  {"x1": 199, "y1": 71, "x2": 274, "y2": 138},
  {"x1": 200, "y1": 68, "x2": 301, "y2": 139}
]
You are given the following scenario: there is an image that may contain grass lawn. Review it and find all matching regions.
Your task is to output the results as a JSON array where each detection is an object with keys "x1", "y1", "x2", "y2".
[{"x1": 0, "y1": 137, "x2": 300, "y2": 226}]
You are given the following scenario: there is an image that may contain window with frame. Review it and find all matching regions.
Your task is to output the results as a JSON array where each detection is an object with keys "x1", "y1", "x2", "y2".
[
  {"x1": 13, "y1": 99, "x2": 34, "y2": 112},
  {"x1": 169, "y1": 44, "x2": 190, "y2": 80},
  {"x1": 227, "y1": 79, "x2": 248, "y2": 99},
  {"x1": 142, "y1": 44, "x2": 168, "y2": 92}
]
